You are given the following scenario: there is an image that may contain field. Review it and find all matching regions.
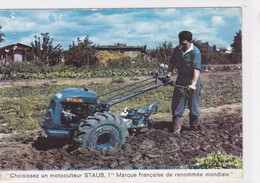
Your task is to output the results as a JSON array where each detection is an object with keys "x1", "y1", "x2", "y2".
[{"x1": 0, "y1": 70, "x2": 242, "y2": 170}]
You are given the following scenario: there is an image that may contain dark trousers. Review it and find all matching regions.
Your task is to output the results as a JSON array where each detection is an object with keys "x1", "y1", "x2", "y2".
[{"x1": 171, "y1": 85, "x2": 201, "y2": 119}]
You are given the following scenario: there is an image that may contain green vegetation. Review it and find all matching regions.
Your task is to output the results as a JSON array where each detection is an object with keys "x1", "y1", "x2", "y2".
[
  {"x1": 0, "y1": 60, "x2": 163, "y2": 80},
  {"x1": 65, "y1": 36, "x2": 97, "y2": 67},
  {"x1": 230, "y1": 30, "x2": 242, "y2": 64},
  {"x1": 0, "y1": 71, "x2": 242, "y2": 133},
  {"x1": 0, "y1": 61, "x2": 241, "y2": 81},
  {"x1": 149, "y1": 41, "x2": 174, "y2": 65},
  {"x1": 189, "y1": 151, "x2": 242, "y2": 169},
  {"x1": 0, "y1": 83, "x2": 58, "y2": 132},
  {"x1": 30, "y1": 33, "x2": 63, "y2": 65},
  {"x1": 0, "y1": 66, "x2": 163, "y2": 80}
]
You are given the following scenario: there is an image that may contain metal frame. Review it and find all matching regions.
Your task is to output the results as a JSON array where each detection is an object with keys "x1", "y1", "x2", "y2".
[{"x1": 97, "y1": 75, "x2": 187, "y2": 111}]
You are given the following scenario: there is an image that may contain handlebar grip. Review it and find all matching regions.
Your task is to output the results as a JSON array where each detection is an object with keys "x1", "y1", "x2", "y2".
[{"x1": 157, "y1": 76, "x2": 187, "y2": 89}]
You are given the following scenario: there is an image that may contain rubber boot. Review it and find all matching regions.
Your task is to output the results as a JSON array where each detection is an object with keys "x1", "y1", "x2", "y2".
[
  {"x1": 190, "y1": 117, "x2": 199, "y2": 130},
  {"x1": 172, "y1": 116, "x2": 182, "y2": 135}
]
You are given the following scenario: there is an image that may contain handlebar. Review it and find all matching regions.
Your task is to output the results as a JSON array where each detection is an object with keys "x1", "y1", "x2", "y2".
[{"x1": 157, "y1": 76, "x2": 187, "y2": 89}]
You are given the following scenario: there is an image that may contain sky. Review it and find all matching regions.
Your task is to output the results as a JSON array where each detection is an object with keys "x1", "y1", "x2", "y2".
[{"x1": 0, "y1": 8, "x2": 241, "y2": 50}]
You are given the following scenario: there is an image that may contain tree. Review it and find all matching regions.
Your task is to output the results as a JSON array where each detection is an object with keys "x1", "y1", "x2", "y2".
[
  {"x1": 150, "y1": 41, "x2": 174, "y2": 65},
  {"x1": 0, "y1": 26, "x2": 5, "y2": 43},
  {"x1": 231, "y1": 30, "x2": 242, "y2": 54},
  {"x1": 65, "y1": 36, "x2": 97, "y2": 67},
  {"x1": 30, "y1": 32, "x2": 63, "y2": 65},
  {"x1": 212, "y1": 45, "x2": 216, "y2": 51},
  {"x1": 230, "y1": 30, "x2": 242, "y2": 64}
]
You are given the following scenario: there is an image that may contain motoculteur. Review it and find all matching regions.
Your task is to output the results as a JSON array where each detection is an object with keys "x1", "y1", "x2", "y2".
[{"x1": 40, "y1": 75, "x2": 186, "y2": 151}]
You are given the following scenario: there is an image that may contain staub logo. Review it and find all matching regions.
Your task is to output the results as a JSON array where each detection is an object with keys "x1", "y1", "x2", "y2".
[{"x1": 66, "y1": 98, "x2": 83, "y2": 103}]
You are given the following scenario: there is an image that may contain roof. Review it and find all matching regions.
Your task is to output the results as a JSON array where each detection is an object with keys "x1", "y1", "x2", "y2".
[
  {"x1": 217, "y1": 47, "x2": 227, "y2": 50},
  {"x1": 0, "y1": 43, "x2": 32, "y2": 51}
]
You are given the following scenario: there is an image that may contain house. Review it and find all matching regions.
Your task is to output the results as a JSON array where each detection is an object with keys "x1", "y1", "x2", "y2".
[
  {"x1": 93, "y1": 45, "x2": 147, "y2": 58},
  {"x1": 216, "y1": 47, "x2": 232, "y2": 54},
  {"x1": 0, "y1": 43, "x2": 32, "y2": 66}
]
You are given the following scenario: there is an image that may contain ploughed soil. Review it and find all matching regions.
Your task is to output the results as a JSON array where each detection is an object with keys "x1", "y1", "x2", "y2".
[{"x1": 0, "y1": 105, "x2": 242, "y2": 170}]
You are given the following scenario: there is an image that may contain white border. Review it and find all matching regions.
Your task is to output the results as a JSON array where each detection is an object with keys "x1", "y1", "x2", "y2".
[
  {"x1": 251, "y1": 0, "x2": 260, "y2": 183},
  {"x1": 0, "y1": 0, "x2": 248, "y2": 9},
  {"x1": 0, "y1": 0, "x2": 258, "y2": 182}
]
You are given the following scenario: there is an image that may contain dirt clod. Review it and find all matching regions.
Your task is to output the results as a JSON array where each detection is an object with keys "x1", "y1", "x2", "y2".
[{"x1": 0, "y1": 111, "x2": 242, "y2": 170}]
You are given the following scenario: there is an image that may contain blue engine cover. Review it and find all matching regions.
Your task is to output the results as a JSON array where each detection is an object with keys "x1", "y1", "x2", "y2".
[
  {"x1": 54, "y1": 88, "x2": 97, "y2": 104},
  {"x1": 41, "y1": 88, "x2": 98, "y2": 138}
]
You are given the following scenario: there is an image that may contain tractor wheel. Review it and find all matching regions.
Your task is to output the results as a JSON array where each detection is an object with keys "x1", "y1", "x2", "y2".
[{"x1": 75, "y1": 112, "x2": 129, "y2": 151}]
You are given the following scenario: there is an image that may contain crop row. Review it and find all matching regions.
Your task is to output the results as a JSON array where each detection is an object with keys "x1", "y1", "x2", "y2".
[
  {"x1": 0, "y1": 64, "x2": 242, "y2": 80},
  {"x1": 0, "y1": 68, "x2": 164, "y2": 80}
]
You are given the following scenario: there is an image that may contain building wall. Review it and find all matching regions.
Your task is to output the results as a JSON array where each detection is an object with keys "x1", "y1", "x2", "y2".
[
  {"x1": 0, "y1": 44, "x2": 31, "y2": 65},
  {"x1": 124, "y1": 51, "x2": 140, "y2": 58}
]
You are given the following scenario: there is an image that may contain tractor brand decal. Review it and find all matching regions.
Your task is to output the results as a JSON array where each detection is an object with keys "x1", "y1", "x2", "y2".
[{"x1": 66, "y1": 98, "x2": 83, "y2": 103}]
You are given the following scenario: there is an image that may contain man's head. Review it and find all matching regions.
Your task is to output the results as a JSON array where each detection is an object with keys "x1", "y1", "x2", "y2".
[{"x1": 179, "y1": 31, "x2": 192, "y2": 52}]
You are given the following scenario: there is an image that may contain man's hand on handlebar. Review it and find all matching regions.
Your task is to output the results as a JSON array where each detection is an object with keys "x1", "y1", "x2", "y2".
[
  {"x1": 188, "y1": 84, "x2": 196, "y2": 91},
  {"x1": 166, "y1": 72, "x2": 172, "y2": 78}
]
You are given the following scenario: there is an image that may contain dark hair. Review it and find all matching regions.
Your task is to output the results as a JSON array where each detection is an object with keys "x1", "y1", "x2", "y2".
[{"x1": 179, "y1": 31, "x2": 192, "y2": 42}]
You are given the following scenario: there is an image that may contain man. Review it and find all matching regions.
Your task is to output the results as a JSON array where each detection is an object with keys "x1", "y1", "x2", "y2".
[{"x1": 167, "y1": 30, "x2": 202, "y2": 135}]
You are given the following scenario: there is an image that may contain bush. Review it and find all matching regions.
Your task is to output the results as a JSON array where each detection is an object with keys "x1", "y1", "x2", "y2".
[
  {"x1": 189, "y1": 151, "x2": 243, "y2": 169},
  {"x1": 106, "y1": 57, "x2": 132, "y2": 68},
  {"x1": 0, "y1": 62, "x2": 72, "y2": 80},
  {"x1": 193, "y1": 41, "x2": 233, "y2": 65},
  {"x1": 64, "y1": 36, "x2": 97, "y2": 67},
  {"x1": 224, "y1": 53, "x2": 242, "y2": 64},
  {"x1": 2, "y1": 62, "x2": 40, "y2": 73}
]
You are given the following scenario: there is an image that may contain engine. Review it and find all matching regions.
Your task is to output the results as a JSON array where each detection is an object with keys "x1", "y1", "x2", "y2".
[
  {"x1": 60, "y1": 102, "x2": 95, "y2": 125},
  {"x1": 40, "y1": 87, "x2": 98, "y2": 138}
]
